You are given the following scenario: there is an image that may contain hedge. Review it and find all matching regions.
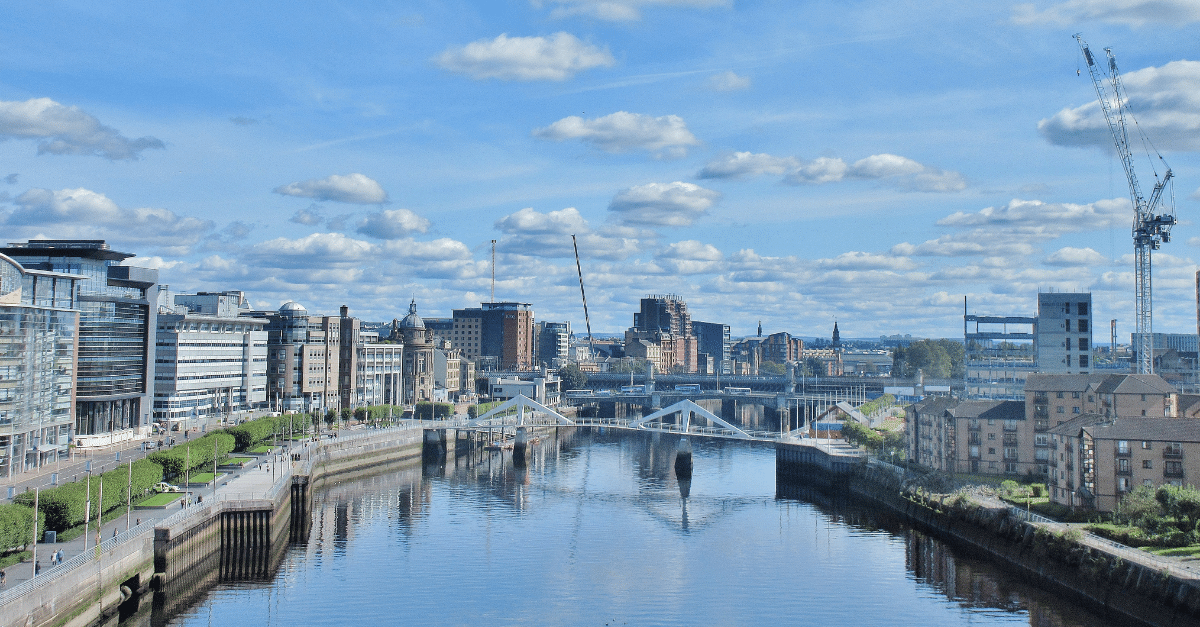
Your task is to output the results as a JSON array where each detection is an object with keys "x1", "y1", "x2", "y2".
[
  {"x1": 13, "y1": 459, "x2": 162, "y2": 532},
  {"x1": 226, "y1": 415, "x2": 305, "y2": 451},
  {"x1": 148, "y1": 432, "x2": 235, "y2": 478},
  {"x1": 0, "y1": 504, "x2": 44, "y2": 552},
  {"x1": 414, "y1": 402, "x2": 453, "y2": 420}
]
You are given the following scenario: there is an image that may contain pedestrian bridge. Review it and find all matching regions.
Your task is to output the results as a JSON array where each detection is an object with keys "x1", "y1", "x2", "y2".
[{"x1": 431, "y1": 394, "x2": 812, "y2": 443}]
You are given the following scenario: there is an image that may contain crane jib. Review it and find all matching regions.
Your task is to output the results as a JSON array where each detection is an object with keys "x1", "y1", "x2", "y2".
[{"x1": 1084, "y1": 48, "x2": 1094, "y2": 66}]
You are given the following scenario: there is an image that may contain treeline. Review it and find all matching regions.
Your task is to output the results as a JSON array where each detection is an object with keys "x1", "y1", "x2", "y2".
[
  {"x1": 13, "y1": 459, "x2": 163, "y2": 532},
  {"x1": 891, "y1": 339, "x2": 965, "y2": 379}
]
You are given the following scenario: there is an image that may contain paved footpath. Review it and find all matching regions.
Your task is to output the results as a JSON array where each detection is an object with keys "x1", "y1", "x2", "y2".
[{"x1": 0, "y1": 442, "x2": 300, "y2": 591}]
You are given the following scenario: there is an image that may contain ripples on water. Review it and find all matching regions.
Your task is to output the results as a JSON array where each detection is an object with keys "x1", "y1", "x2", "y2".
[{"x1": 149, "y1": 429, "x2": 1114, "y2": 627}]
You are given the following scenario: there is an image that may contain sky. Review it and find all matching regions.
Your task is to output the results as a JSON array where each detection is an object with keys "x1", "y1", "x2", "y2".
[{"x1": 2, "y1": 0, "x2": 1198, "y2": 341}]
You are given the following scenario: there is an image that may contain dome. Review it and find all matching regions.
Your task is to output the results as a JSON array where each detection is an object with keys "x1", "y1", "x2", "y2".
[
  {"x1": 400, "y1": 299, "x2": 425, "y2": 330},
  {"x1": 279, "y1": 301, "x2": 307, "y2": 313}
]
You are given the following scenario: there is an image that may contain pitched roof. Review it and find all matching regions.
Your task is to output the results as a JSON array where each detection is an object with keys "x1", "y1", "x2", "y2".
[
  {"x1": 909, "y1": 395, "x2": 958, "y2": 416},
  {"x1": 1023, "y1": 373, "x2": 1109, "y2": 393},
  {"x1": 1047, "y1": 412, "x2": 1110, "y2": 437},
  {"x1": 947, "y1": 399, "x2": 1024, "y2": 421},
  {"x1": 1086, "y1": 416, "x2": 1200, "y2": 443},
  {"x1": 1093, "y1": 373, "x2": 1176, "y2": 396},
  {"x1": 1176, "y1": 394, "x2": 1200, "y2": 418}
]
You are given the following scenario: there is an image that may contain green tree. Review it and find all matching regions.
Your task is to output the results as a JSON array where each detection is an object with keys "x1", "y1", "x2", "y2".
[
  {"x1": 324, "y1": 408, "x2": 337, "y2": 428},
  {"x1": 607, "y1": 358, "x2": 648, "y2": 374},
  {"x1": 558, "y1": 363, "x2": 588, "y2": 390},
  {"x1": 759, "y1": 361, "x2": 786, "y2": 375},
  {"x1": 892, "y1": 339, "x2": 965, "y2": 379},
  {"x1": 802, "y1": 356, "x2": 826, "y2": 377}
]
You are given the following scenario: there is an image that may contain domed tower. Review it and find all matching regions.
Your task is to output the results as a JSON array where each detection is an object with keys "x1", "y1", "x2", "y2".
[{"x1": 401, "y1": 299, "x2": 434, "y2": 404}]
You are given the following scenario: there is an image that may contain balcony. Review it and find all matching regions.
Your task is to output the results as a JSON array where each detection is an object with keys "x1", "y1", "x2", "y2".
[
  {"x1": 968, "y1": 435, "x2": 981, "y2": 445},
  {"x1": 1116, "y1": 468, "x2": 1132, "y2": 476},
  {"x1": 1003, "y1": 435, "x2": 1019, "y2": 446},
  {"x1": 1003, "y1": 424, "x2": 1019, "y2": 432},
  {"x1": 1034, "y1": 421, "x2": 1050, "y2": 432},
  {"x1": 1165, "y1": 468, "x2": 1185, "y2": 479},
  {"x1": 1164, "y1": 449, "x2": 1183, "y2": 459},
  {"x1": 968, "y1": 423, "x2": 981, "y2": 431},
  {"x1": 1116, "y1": 448, "x2": 1132, "y2": 457}
]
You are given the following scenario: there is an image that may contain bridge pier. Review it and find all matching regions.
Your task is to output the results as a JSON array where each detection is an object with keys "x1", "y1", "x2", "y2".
[
  {"x1": 513, "y1": 426, "x2": 529, "y2": 468},
  {"x1": 422, "y1": 428, "x2": 447, "y2": 462},
  {"x1": 674, "y1": 437, "x2": 693, "y2": 479},
  {"x1": 721, "y1": 399, "x2": 736, "y2": 422}
]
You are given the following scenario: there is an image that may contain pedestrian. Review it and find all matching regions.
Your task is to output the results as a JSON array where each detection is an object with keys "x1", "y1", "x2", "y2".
[
  {"x1": 34, "y1": 561, "x2": 40, "y2": 575},
  {"x1": 57, "y1": 549, "x2": 63, "y2": 564},
  {"x1": 113, "y1": 528, "x2": 118, "y2": 538},
  {"x1": 136, "y1": 518, "x2": 140, "y2": 526},
  {"x1": 1, "y1": 569, "x2": 6, "y2": 587},
  {"x1": 50, "y1": 552, "x2": 57, "y2": 566}
]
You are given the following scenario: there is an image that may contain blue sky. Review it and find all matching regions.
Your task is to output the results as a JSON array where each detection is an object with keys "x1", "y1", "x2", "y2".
[{"x1": 2, "y1": 0, "x2": 1198, "y2": 340}]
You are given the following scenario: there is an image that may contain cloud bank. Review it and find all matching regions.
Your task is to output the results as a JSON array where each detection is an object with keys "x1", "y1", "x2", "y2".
[
  {"x1": 274, "y1": 173, "x2": 389, "y2": 204},
  {"x1": 533, "y1": 111, "x2": 699, "y2": 158},
  {"x1": 0, "y1": 98, "x2": 164, "y2": 160},
  {"x1": 436, "y1": 33, "x2": 615, "y2": 81}
]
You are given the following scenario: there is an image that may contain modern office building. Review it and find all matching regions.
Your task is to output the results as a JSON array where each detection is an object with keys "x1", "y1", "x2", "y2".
[
  {"x1": 154, "y1": 291, "x2": 267, "y2": 425},
  {"x1": 535, "y1": 321, "x2": 570, "y2": 369},
  {"x1": 694, "y1": 321, "x2": 731, "y2": 375},
  {"x1": 1036, "y1": 292, "x2": 1093, "y2": 374},
  {"x1": 1, "y1": 240, "x2": 158, "y2": 445},
  {"x1": 0, "y1": 252, "x2": 80, "y2": 476}
]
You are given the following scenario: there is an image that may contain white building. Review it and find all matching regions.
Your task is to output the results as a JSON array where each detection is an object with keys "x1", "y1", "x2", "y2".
[
  {"x1": 154, "y1": 291, "x2": 268, "y2": 425},
  {"x1": 1036, "y1": 292, "x2": 1093, "y2": 374}
]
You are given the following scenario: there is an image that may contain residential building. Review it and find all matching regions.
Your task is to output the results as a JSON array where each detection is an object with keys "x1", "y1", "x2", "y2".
[
  {"x1": 534, "y1": 321, "x2": 570, "y2": 369},
  {"x1": 1, "y1": 240, "x2": 158, "y2": 444},
  {"x1": 1050, "y1": 416, "x2": 1200, "y2": 512},
  {"x1": 154, "y1": 291, "x2": 267, "y2": 425},
  {"x1": 1036, "y1": 292, "x2": 1093, "y2": 374},
  {"x1": 1025, "y1": 373, "x2": 1175, "y2": 430},
  {"x1": 0, "y1": 252, "x2": 80, "y2": 476},
  {"x1": 451, "y1": 302, "x2": 534, "y2": 370},
  {"x1": 906, "y1": 397, "x2": 1034, "y2": 476},
  {"x1": 624, "y1": 295, "x2": 699, "y2": 374},
  {"x1": 433, "y1": 339, "x2": 467, "y2": 401},
  {"x1": 693, "y1": 321, "x2": 731, "y2": 375}
]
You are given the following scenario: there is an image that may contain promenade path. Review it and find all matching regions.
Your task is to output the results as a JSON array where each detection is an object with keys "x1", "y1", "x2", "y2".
[{"x1": 0, "y1": 439, "x2": 302, "y2": 591}]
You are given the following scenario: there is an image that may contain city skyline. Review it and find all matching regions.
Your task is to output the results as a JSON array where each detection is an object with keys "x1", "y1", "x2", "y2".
[{"x1": 1, "y1": 1, "x2": 1198, "y2": 337}]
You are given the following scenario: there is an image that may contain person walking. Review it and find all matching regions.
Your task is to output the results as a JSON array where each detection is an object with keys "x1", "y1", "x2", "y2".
[
  {"x1": 34, "y1": 561, "x2": 40, "y2": 576},
  {"x1": 1, "y1": 569, "x2": 6, "y2": 587},
  {"x1": 57, "y1": 549, "x2": 64, "y2": 564}
]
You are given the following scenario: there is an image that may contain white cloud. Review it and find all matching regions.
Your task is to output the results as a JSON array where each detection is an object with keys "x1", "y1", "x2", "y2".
[
  {"x1": 1039, "y1": 60, "x2": 1200, "y2": 151},
  {"x1": 290, "y1": 206, "x2": 324, "y2": 226},
  {"x1": 493, "y1": 206, "x2": 647, "y2": 260},
  {"x1": 1012, "y1": 0, "x2": 1200, "y2": 26},
  {"x1": 356, "y1": 208, "x2": 432, "y2": 239},
  {"x1": 533, "y1": 111, "x2": 699, "y2": 158},
  {"x1": 701, "y1": 151, "x2": 964, "y2": 192},
  {"x1": 4, "y1": 187, "x2": 211, "y2": 248},
  {"x1": 708, "y1": 71, "x2": 751, "y2": 92},
  {"x1": 698, "y1": 152, "x2": 798, "y2": 179},
  {"x1": 1045, "y1": 246, "x2": 1110, "y2": 266},
  {"x1": 608, "y1": 181, "x2": 720, "y2": 227},
  {"x1": 536, "y1": 0, "x2": 730, "y2": 21},
  {"x1": 937, "y1": 197, "x2": 1129, "y2": 236},
  {"x1": 817, "y1": 251, "x2": 916, "y2": 271},
  {"x1": 273, "y1": 173, "x2": 389, "y2": 204},
  {"x1": 1191, "y1": 186, "x2": 1200, "y2": 200},
  {"x1": 436, "y1": 33, "x2": 614, "y2": 81},
  {"x1": 0, "y1": 97, "x2": 164, "y2": 160},
  {"x1": 654, "y1": 240, "x2": 724, "y2": 274},
  {"x1": 246, "y1": 233, "x2": 376, "y2": 269}
]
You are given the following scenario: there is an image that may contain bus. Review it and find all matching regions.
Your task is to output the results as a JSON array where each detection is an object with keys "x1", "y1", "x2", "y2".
[
  {"x1": 674, "y1": 384, "x2": 701, "y2": 393},
  {"x1": 723, "y1": 387, "x2": 751, "y2": 395}
]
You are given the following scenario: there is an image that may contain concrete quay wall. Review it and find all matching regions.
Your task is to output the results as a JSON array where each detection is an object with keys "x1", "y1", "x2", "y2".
[{"x1": 809, "y1": 459, "x2": 1200, "y2": 627}]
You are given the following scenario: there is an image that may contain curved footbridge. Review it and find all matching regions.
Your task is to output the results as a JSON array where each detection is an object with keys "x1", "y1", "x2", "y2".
[{"x1": 0, "y1": 395, "x2": 862, "y2": 627}]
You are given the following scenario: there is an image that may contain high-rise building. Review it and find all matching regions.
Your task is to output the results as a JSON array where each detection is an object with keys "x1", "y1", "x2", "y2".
[
  {"x1": 625, "y1": 295, "x2": 699, "y2": 373},
  {"x1": 1036, "y1": 293, "x2": 1093, "y2": 374},
  {"x1": 452, "y1": 302, "x2": 534, "y2": 370},
  {"x1": 1, "y1": 240, "x2": 158, "y2": 443},
  {"x1": 154, "y1": 291, "x2": 267, "y2": 424},
  {"x1": 535, "y1": 321, "x2": 570, "y2": 369},
  {"x1": 693, "y1": 321, "x2": 730, "y2": 375},
  {"x1": 0, "y1": 252, "x2": 80, "y2": 476}
]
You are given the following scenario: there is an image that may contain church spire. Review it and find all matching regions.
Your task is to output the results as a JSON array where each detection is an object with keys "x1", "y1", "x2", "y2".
[{"x1": 832, "y1": 321, "x2": 841, "y2": 352}]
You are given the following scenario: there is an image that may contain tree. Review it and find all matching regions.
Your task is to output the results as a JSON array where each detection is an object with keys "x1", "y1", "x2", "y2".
[
  {"x1": 892, "y1": 339, "x2": 965, "y2": 379},
  {"x1": 802, "y1": 357, "x2": 826, "y2": 377},
  {"x1": 558, "y1": 363, "x2": 588, "y2": 390},
  {"x1": 759, "y1": 361, "x2": 786, "y2": 375},
  {"x1": 324, "y1": 408, "x2": 337, "y2": 428},
  {"x1": 607, "y1": 358, "x2": 648, "y2": 374}
]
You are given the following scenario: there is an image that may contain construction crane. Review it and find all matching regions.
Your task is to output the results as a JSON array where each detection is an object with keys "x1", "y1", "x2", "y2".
[
  {"x1": 1075, "y1": 34, "x2": 1176, "y2": 375},
  {"x1": 571, "y1": 235, "x2": 595, "y2": 360}
]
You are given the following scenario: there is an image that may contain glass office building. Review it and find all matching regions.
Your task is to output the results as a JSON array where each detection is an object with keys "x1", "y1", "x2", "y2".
[{"x1": 0, "y1": 252, "x2": 80, "y2": 476}]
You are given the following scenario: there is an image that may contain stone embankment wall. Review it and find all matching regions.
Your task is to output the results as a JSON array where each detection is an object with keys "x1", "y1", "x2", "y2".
[{"x1": 848, "y1": 463, "x2": 1200, "y2": 627}]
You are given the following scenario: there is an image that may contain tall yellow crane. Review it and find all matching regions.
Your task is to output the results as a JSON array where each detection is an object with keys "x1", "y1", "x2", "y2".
[{"x1": 1075, "y1": 34, "x2": 1176, "y2": 374}]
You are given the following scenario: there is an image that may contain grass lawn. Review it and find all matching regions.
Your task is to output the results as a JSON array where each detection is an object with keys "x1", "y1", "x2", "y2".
[
  {"x1": 248, "y1": 445, "x2": 273, "y2": 453},
  {"x1": 1147, "y1": 545, "x2": 1200, "y2": 558},
  {"x1": 223, "y1": 457, "x2": 253, "y2": 466},
  {"x1": 0, "y1": 550, "x2": 31, "y2": 570},
  {"x1": 184, "y1": 472, "x2": 222, "y2": 484},
  {"x1": 137, "y1": 493, "x2": 183, "y2": 507}
]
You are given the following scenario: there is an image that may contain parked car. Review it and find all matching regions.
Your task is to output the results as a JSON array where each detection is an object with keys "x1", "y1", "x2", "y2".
[{"x1": 154, "y1": 482, "x2": 181, "y2": 493}]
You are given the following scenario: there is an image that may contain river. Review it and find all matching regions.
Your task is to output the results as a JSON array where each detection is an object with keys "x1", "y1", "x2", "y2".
[{"x1": 141, "y1": 429, "x2": 1118, "y2": 626}]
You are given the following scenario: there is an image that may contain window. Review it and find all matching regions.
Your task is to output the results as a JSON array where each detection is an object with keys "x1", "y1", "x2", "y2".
[
  {"x1": 1080, "y1": 355, "x2": 1089, "y2": 368},
  {"x1": 1142, "y1": 441, "x2": 1151, "y2": 449},
  {"x1": 1056, "y1": 391, "x2": 1064, "y2": 399},
  {"x1": 1165, "y1": 460, "x2": 1185, "y2": 477},
  {"x1": 1142, "y1": 394, "x2": 1147, "y2": 401},
  {"x1": 987, "y1": 418, "x2": 995, "y2": 425},
  {"x1": 988, "y1": 447, "x2": 996, "y2": 455},
  {"x1": 1078, "y1": 303, "x2": 1088, "y2": 315},
  {"x1": 1144, "y1": 460, "x2": 1154, "y2": 469},
  {"x1": 1072, "y1": 391, "x2": 1080, "y2": 399},
  {"x1": 1079, "y1": 320, "x2": 1088, "y2": 332},
  {"x1": 1118, "y1": 458, "x2": 1131, "y2": 473},
  {"x1": 988, "y1": 433, "x2": 996, "y2": 440},
  {"x1": 1088, "y1": 395, "x2": 1094, "y2": 402},
  {"x1": 1063, "y1": 302, "x2": 1071, "y2": 314},
  {"x1": 1118, "y1": 476, "x2": 1130, "y2": 493},
  {"x1": 1065, "y1": 319, "x2": 1072, "y2": 332},
  {"x1": 1079, "y1": 338, "x2": 1089, "y2": 351},
  {"x1": 1118, "y1": 440, "x2": 1130, "y2": 454},
  {"x1": 1073, "y1": 407, "x2": 1080, "y2": 414},
  {"x1": 1057, "y1": 406, "x2": 1065, "y2": 414},
  {"x1": 1066, "y1": 338, "x2": 1072, "y2": 350},
  {"x1": 1066, "y1": 355, "x2": 1072, "y2": 367}
]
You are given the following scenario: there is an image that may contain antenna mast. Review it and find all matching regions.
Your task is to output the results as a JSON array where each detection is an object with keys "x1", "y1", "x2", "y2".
[
  {"x1": 1075, "y1": 34, "x2": 1175, "y2": 374},
  {"x1": 490, "y1": 239, "x2": 496, "y2": 302}
]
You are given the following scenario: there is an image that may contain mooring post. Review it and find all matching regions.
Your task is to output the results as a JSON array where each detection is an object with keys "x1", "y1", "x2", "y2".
[{"x1": 513, "y1": 426, "x2": 529, "y2": 467}]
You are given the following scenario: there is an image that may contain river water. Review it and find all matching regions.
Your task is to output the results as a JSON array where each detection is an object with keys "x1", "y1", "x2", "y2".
[{"x1": 148, "y1": 429, "x2": 1117, "y2": 627}]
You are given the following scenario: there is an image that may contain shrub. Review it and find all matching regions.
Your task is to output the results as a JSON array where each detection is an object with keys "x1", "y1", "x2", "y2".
[
  {"x1": 0, "y1": 504, "x2": 44, "y2": 552},
  {"x1": 13, "y1": 459, "x2": 162, "y2": 532},
  {"x1": 1000, "y1": 480, "x2": 1019, "y2": 497},
  {"x1": 147, "y1": 432, "x2": 235, "y2": 478}
]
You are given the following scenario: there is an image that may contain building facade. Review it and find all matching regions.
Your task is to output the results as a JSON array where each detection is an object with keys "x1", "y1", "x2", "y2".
[
  {"x1": 397, "y1": 300, "x2": 435, "y2": 404},
  {"x1": 693, "y1": 320, "x2": 731, "y2": 375},
  {"x1": 1, "y1": 240, "x2": 158, "y2": 444},
  {"x1": 0, "y1": 253, "x2": 80, "y2": 476},
  {"x1": 154, "y1": 291, "x2": 267, "y2": 425},
  {"x1": 624, "y1": 295, "x2": 699, "y2": 374},
  {"x1": 535, "y1": 321, "x2": 570, "y2": 369}
]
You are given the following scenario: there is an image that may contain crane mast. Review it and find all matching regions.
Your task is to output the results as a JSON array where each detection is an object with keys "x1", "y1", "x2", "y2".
[{"x1": 1075, "y1": 34, "x2": 1175, "y2": 375}]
